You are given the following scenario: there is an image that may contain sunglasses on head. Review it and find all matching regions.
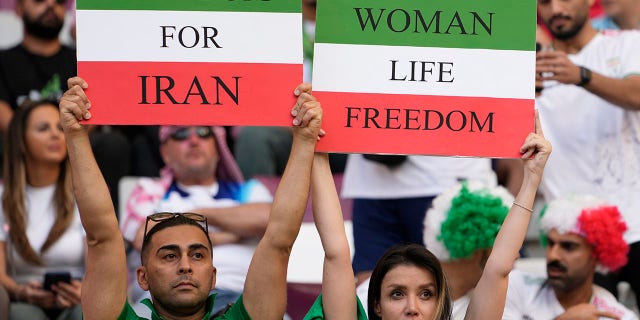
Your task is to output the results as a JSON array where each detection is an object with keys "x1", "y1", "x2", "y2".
[
  {"x1": 33, "y1": 0, "x2": 66, "y2": 5},
  {"x1": 169, "y1": 126, "x2": 214, "y2": 141},
  {"x1": 143, "y1": 212, "x2": 209, "y2": 239}
]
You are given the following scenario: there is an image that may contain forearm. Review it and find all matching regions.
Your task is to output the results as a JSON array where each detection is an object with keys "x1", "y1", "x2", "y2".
[
  {"x1": 65, "y1": 130, "x2": 120, "y2": 244},
  {"x1": 193, "y1": 203, "x2": 270, "y2": 238},
  {"x1": 485, "y1": 173, "x2": 540, "y2": 275},
  {"x1": 263, "y1": 136, "x2": 316, "y2": 250},
  {"x1": 0, "y1": 274, "x2": 21, "y2": 299},
  {"x1": 311, "y1": 153, "x2": 351, "y2": 261},
  {"x1": 584, "y1": 74, "x2": 640, "y2": 110}
]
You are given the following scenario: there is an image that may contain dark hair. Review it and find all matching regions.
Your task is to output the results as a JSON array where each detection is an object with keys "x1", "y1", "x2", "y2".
[
  {"x1": 368, "y1": 244, "x2": 452, "y2": 320},
  {"x1": 140, "y1": 215, "x2": 213, "y2": 265},
  {"x1": 2, "y1": 100, "x2": 74, "y2": 266}
]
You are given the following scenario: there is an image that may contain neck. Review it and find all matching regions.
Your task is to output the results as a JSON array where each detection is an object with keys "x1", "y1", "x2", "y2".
[
  {"x1": 552, "y1": 24, "x2": 598, "y2": 54},
  {"x1": 442, "y1": 259, "x2": 483, "y2": 300},
  {"x1": 22, "y1": 32, "x2": 61, "y2": 57},
  {"x1": 553, "y1": 279, "x2": 594, "y2": 310},
  {"x1": 177, "y1": 176, "x2": 216, "y2": 186},
  {"x1": 154, "y1": 302, "x2": 207, "y2": 320},
  {"x1": 25, "y1": 161, "x2": 61, "y2": 187}
]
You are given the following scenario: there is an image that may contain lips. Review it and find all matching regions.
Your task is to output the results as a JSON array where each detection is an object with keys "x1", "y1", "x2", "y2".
[{"x1": 174, "y1": 281, "x2": 196, "y2": 289}]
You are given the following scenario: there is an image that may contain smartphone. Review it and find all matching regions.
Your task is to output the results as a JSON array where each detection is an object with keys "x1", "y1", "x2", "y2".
[{"x1": 43, "y1": 271, "x2": 71, "y2": 291}]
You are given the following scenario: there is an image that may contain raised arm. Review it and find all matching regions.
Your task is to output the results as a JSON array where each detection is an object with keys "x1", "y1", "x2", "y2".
[
  {"x1": 310, "y1": 153, "x2": 357, "y2": 319},
  {"x1": 465, "y1": 112, "x2": 551, "y2": 320},
  {"x1": 59, "y1": 77, "x2": 127, "y2": 320},
  {"x1": 242, "y1": 83, "x2": 323, "y2": 320}
]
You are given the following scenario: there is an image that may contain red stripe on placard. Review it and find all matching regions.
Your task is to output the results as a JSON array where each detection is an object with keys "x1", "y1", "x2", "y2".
[
  {"x1": 314, "y1": 91, "x2": 534, "y2": 158},
  {"x1": 77, "y1": 61, "x2": 302, "y2": 126}
]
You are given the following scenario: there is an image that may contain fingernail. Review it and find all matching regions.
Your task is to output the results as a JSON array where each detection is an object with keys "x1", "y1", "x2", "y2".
[
  {"x1": 84, "y1": 112, "x2": 92, "y2": 120},
  {"x1": 294, "y1": 89, "x2": 300, "y2": 96},
  {"x1": 293, "y1": 118, "x2": 300, "y2": 126},
  {"x1": 291, "y1": 109, "x2": 298, "y2": 116},
  {"x1": 86, "y1": 102, "x2": 92, "y2": 109}
]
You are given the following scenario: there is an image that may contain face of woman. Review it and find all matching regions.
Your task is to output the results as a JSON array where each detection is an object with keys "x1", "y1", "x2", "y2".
[
  {"x1": 374, "y1": 264, "x2": 439, "y2": 320},
  {"x1": 25, "y1": 105, "x2": 66, "y2": 165}
]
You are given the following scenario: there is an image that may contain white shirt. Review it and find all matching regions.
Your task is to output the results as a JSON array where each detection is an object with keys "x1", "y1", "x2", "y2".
[
  {"x1": 503, "y1": 270, "x2": 638, "y2": 320},
  {"x1": 342, "y1": 154, "x2": 494, "y2": 199},
  {"x1": 0, "y1": 185, "x2": 84, "y2": 283},
  {"x1": 537, "y1": 31, "x2": 640, "y2": 243}
]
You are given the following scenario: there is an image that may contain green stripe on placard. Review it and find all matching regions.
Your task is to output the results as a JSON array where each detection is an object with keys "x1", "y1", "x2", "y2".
[
  {"x1": 315, "y1": 0, "x2": 536, "y2": 51},
  {"x1": 76, "y1": 0, "x2": 300, "y2": 13}
]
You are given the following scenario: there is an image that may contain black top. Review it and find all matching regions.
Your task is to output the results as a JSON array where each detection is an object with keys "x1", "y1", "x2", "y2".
[{"x1": 0, "y1": 44, "x2": 76, "y2": 109}]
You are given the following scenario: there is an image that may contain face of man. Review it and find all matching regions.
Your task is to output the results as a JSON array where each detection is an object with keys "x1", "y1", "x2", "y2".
[
  {"x1": 160, "y1": 126, "x2": 219, "y2": 185},
  {"x1": 137, "y1": 224, "x2": 216, "y2": 316},
  {"x1": 537, "y1": 0, "x2": 593, "y2": 40},
  {"x1": 17, "y1": 0, "x2": 66, "y2": 40},
  {"x1": 545, "y1": 229, "x2": 597, "y2": 293}
]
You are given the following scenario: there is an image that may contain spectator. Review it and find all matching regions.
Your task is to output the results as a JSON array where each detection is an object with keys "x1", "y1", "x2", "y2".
[
  {"x1": 0, "y1": 100, "x2": 83, "y2": 320},
  {"x1": 0, "y1": 0, "x2": 131, "y2": 213},
  {"x1": 503, "y1": 195, "x2": 636, "y2": 319},
  {"x1": 309, "y1": 114, "x2": 552, "y2": 320},
  {"x1": 119, "y1": 124, "x2": 272, "y2": 314},
  {"x1": 59, "y1": 77, "x2": 323, "y2": 319},
  {"x1": 356, "y1": 181, "x2": 517, "y2": 319},
  {"x1": 535, "y1": 0, "x2": 640, "y2": 306}
]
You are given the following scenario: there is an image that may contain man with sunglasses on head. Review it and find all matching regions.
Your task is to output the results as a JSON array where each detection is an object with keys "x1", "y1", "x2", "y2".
[
  {"x1": 59, "y1": 76, "x2": 324, "y2": 319},
  {"x1": 119, "y1": 124, "x2": 272, "y2": 314},
  {"x1": 0, "y1": 0, "x2": 130, "y2": 214}
]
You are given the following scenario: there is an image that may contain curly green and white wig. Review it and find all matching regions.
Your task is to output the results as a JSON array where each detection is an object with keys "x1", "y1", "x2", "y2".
[{"x1": 423, "y1": 181, "x2": 513, "y2": 261}]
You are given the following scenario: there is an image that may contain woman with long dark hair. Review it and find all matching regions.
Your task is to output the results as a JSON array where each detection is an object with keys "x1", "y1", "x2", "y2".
[{"x1": 0, "y1": 100, "x2": 83, "y2": 320}]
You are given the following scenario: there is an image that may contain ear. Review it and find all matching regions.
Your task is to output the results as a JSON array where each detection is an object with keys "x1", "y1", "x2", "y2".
[
  {"x1": 136, "y1": 266, "x2": 150, "y2": 291},
  {"x1": 374, "y1": 300, "x2": 382, "y2": 317},
  {"x1": 210, "y1": 266, "x2": 217, "y2": 289}
]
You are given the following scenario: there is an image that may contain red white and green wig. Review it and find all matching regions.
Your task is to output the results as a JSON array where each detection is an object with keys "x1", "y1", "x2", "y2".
[
  {"x1": 540, "y1": 194, "x2": 629, "y2": 273},
  {"x1": 423, "y1": 181, "x2": 513, "y2": 261}
]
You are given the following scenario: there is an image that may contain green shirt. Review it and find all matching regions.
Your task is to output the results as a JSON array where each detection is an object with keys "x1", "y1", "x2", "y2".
[
  {"x1": 303, "y1": 294, "x2": 368, "y2": 320},
  {"x1": 118, "y1": 294, "x2": 251, "y2": 320}
]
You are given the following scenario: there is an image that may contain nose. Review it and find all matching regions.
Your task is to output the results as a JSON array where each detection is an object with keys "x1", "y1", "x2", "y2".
[
  {"x1": 550, "y1": 0, "x2": 565, "y2": 14},
  {"x1": 178, "y1": 255, "x2": 193, "y2": 274},
  {"x1": 404, "y1": 295, "x2": 419, "y2": 316},
  {"x1": 547, "y1": 243, "x2": 561, "y2": 261}
]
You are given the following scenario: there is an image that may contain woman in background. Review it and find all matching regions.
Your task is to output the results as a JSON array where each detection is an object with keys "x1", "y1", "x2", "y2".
[{"x1": 0, "y1": 100, "x2": 83, "y2": 320}]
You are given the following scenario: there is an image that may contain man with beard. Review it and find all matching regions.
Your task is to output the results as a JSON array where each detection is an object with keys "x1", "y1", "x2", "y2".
[
  {"x1": 0, "y1": 0, "x2": 129, "y2": 211},
  {"x1": 535, "y1": 0, "x2": 640, "y2": 309},
  {"x1": 503, "y1": 195, "x2": 636, "y2": 320}
]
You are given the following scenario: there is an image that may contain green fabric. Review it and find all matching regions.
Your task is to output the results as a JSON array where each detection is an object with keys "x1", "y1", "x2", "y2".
[
  {"x1": 117, "y1": 294, "x2": 250, "y2": 320},
  {"x1": 303, "y1": 294, "x2": 368, "y2": 320},
  {"x1": 77, "y1": 0, "x2": 301, "y2": 13}
]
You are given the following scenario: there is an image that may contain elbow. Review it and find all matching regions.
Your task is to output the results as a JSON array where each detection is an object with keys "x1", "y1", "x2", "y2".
[{"x1": 485, "y1": 256, "x2": 517, "y2": 279}]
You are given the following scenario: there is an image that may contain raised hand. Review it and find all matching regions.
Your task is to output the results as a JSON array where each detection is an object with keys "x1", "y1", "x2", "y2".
[
  {"x1": 520, "y1": 111, "x2": 552, "y2": 178},
  {"x1": 59, "y1": 77, "x2": 91, "y2": 133},
  {"x1": 291, "y1": 83, "x2": 324, "y2": 142}
]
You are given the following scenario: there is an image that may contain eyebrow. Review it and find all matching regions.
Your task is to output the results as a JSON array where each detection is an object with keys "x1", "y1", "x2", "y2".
[{"x1": 156, "y1": 243, "x2": 210, "y2": 254}]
